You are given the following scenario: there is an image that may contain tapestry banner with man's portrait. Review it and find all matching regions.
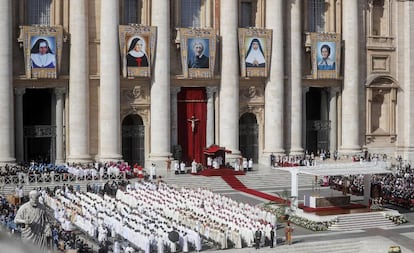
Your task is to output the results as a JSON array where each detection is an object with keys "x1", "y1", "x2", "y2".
[
  {"x1": 311, "y1": 33, "x2": 341, "y2": 79},
  {"x1": 238, "y1": 28, "x2": 272, "y2": 78},
  {"x1": 20, "y1": 26, "x2": 63, "y2": 79},
  {"x1": 119, "y1": 25, "x2": 157, "y2": 78},
  {"x1": 179, "y1": 28, "x2": 217, "y2": 79}
]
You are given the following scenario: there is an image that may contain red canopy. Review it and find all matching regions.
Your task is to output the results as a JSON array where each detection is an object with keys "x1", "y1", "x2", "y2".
[
  {"x1": 203, "y1": 145, "x2": 231, "y2": 167},
  {"x1": 203, "y1": 145, "x2": 232, "y2": 155}
]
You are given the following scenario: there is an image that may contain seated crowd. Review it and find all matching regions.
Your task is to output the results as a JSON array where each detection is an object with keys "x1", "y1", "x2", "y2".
[
  {"x1": 44, "y1": 180, "x2": 277, "y2": 252},
  {"x1": 329, "y1": 159, "x2": 414, "y2": 208},
  {"x1": 0, "y1": 161, "x2": 138, "y2": 183},
  {"x1": 0, "y1": 189, "x2": 94, "y2": 253}
]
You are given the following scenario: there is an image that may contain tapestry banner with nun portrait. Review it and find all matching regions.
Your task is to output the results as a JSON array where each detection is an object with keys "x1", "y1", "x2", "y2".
[
  {"x1": 238, "y1": 28, "x2": 272, "y2": 78},
  {"x1": 119, "y1": 25, "x2": 157, "y2": 78},
  {"x1": 19, "y1": 26, "x2": 63, "y2": 79},
  {"x1": 311, "y1": 33, "x2": 341, "y2": 79},
  {"x1": 179, "y1": 28, "x2": 217, "y2": 79}
]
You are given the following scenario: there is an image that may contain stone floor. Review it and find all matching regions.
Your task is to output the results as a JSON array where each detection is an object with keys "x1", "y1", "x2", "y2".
[{"x1": 2, "y1": 160, "x2": 414, "y2": 252}]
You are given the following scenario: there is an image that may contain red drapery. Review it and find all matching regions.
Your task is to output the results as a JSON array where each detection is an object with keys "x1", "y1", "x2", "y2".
[{"x1": 177, "y1": 87, "x2": 207, "y2": 164}]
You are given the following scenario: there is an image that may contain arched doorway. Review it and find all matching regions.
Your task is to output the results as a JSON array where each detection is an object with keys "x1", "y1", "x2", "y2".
[
  {"x1": 122, "y1": 114, "x2": 145, "y2": 166},
  {"x1": 23, "y1": 89, "x2": 54, "y2": 163},
  {"x1": 239, "y1": 113, "x2": 258, "y2": 162}
]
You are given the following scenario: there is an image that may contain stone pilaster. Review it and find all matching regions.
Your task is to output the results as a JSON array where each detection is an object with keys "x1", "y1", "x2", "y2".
[
  {"x1": 150, "y1": 0, "x2": 172, "y2": 164},
  {"x1": 67, "y1": 0, "x2": 91, "y2": 163},
  {"x1": 0, "y1": 1, "x2": 15, "y2": 164},
  {"x1": 302, "y1": 87, "x2": 309, "y2": 153},
  {"x1": 206, "y1": 87, "x2": 217, "y2": 147},
  {"x1": 219, "y1": 0, "x2": 240, "y2": 159},
  {"x1": 340, "y1": 0, "x2": 361, "y2": 153},
  {"x1": 55, "y1": 88, "x2": 65, "y2": 164},
  {"x1": 329, "y1": 87, "x2": 338, "y2": 153},
  {"x1": 170, "y1": 87, "x2": 181, "y2": 148},
  {"x1": 15, "y1": 88, "x2": 25, "y2": 163},
  {"x1": 98, "y1": 0, "x2": 122, "y2": 162},
  {"x1": 289, "y1": 0, "x2": 304, "y2": 154},
  {"x1": 264, "y1": 0, "x2": 285, "y2": 158}
]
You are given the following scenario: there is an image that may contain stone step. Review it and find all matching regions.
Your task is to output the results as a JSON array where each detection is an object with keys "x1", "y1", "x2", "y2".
[
  {"x1": 328, "y1": 212, "x2": 396, "y2": 231},
  {"x1": 276, "y1": 238, "x2": 361, "y2": 253},
  {"x1": 329, "y1": 223, "x2": 396, "y2": 231}
]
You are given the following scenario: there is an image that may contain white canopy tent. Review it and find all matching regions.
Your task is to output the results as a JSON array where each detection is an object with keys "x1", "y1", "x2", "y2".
[{"x1": 274, "y1": 161, "x2": 393, "y2": 208}]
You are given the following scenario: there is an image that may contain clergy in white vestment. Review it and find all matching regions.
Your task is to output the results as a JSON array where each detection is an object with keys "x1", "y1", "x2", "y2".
[
  {"x1": 170, "y1": 241, "x2": 177, "y2": 253},
  {"x1": 156, "y1": 236, "x2": 164, "y2": 253},
  {"x1": 194, "y1": 232, "x2": 202, "y2": 252},
  {"x1": 150, "y1": 163, "x2": 156, "y2": 180},
  {"x1": 207, "y1": 156, "x2": 212, "y2": 167},
  {"x1": 180, "y1": 161, "x2": 186, "y2": 174},
  {"x1": 212, "y1": 159, "x2": 219, "y2": 169},
  {"x1": 248, "y1": 158, "x2": 253, "y2": 171},
  {"x1": 234, "y1": 160, "x2": 239, "y2": 171},
  {"x1": 113, "y1": 240, "x2": 121, "y2": 253},
  {"x1": 98, "y1": 225, "x2": 108, "y2": 243},
  {"x1": 172, "y1": 161, "x2": 178, "y2": 175},
  {"x1": 182, "y1": 233, "x2": 189, "y2": 252},
  {"x1": 191, "y1": 160, "x2": 197, "y2": 174},
  {"x1": 124, "y1": 244, "x2": 134, "y2": 253}
]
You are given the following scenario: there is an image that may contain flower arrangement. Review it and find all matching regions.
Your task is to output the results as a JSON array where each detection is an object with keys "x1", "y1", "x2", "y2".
[
  {"x1": 262, "y1": 202, "x2": 337, "y2": 231},
  {"x1": 385, "y1": 214, "x2": 408, "y2": 225},
  {"x1": 287, "y1": 215, "x2": 336, "y2": 231}
]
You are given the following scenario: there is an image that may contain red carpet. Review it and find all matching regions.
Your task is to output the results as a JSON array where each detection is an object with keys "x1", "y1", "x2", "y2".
[
  {"x1": 196, "y1": 168, "x2": 245, "y2": 176},
  {"x1": 221, "y1": 175, "x2": 287, "y2": 204}
]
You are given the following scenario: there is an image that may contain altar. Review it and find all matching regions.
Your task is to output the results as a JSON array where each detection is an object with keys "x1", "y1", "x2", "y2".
[{"x1": 304, "y1": 195, "x2": 351, "y2": 208}]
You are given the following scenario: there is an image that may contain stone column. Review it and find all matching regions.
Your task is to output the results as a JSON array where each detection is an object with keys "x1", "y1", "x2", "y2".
[
  {"x1": 98, "y1": 0, "x2": 122, "y2": 162},
  {"x1": 67, "y1": 0, "x2": 91, "y2": 163},
  {"x1": 320, "y1": 90, "x2": 328, "y2": 121},
  {"x1": 264, "y1": 0, "x2": 285, "y2": 157},
  {"x1": 219, "y1": 0, "x2": 240, "y2": 158},
  {"x1": 15, "y1": 88, "x2": 25, "y2": 163},
  {"x1": 150, "y1": 0, "x2": 171, "y2": 163},
  {"x1": 302, "y1": 87, "x2": 309, "y2": 153},
  {"x1": 290, "y1": 168, "x2": 299, "y2": 210},
  {"x1": 206, "y1": 87, "x2": 217, "y2": 147},
  {"x1": 171, "y1": 87, "x2": 180, "y2": 148},
  {"x1": 363, "y1": 174, "x2": 371, "y2": 206},
  {"x1": 55, "y1": 88, "x2": 65, "y2": 164},
  {"x1": 329, "y1": 87, "x2": 338, "y2": 153},
  {"x1": 340, "y1": 0, "x2": 360, "y2": 153},
  {"x1": 290, "y1": 0, "x2": 304, "y2": 154},
  {"x1": 0, "y1": 1, "x2": 15, "y2": 164}
]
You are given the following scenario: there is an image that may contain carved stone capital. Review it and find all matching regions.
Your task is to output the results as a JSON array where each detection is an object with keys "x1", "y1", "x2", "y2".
[
  {"x1": 54, "y1": 87, "x2": 66, "y2": 97},
  {"x1": 206, "y1": 86, "x2": 218, "y2": 98},
  {"x1": 14, "y1": 88, "x2": 26, "y2": 96}
]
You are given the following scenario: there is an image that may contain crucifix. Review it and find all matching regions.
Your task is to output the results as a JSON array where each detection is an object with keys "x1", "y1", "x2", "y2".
[
  {"x1": 187, "y1": 115, "x2": 200, "y2": 161},
  {"x1": 187, "y1": 115, "x2": 200, "y2": 133}
]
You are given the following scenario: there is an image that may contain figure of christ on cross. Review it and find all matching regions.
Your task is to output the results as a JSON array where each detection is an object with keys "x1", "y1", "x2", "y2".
[{"x1": 187, "y1": 115, "x2": 200, "y2": 133}]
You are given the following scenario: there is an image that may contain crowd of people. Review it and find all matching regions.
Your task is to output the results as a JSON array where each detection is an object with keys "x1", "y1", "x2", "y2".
[
  {"x1": 270, "y1": 151, "x2": 330, "y2": 168},
  {"x1": 0, "y1": 188, "x2": 96, "y2": 253},
  {"x1": 0, "y1": 162, "x2": 139, "y2": 186},
  {"x1": 328, "y1": 156, "x2": 414, "y2": 208},
  {"x1": 42, "y1": 179, "x2": 277, "y2": 253}
]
